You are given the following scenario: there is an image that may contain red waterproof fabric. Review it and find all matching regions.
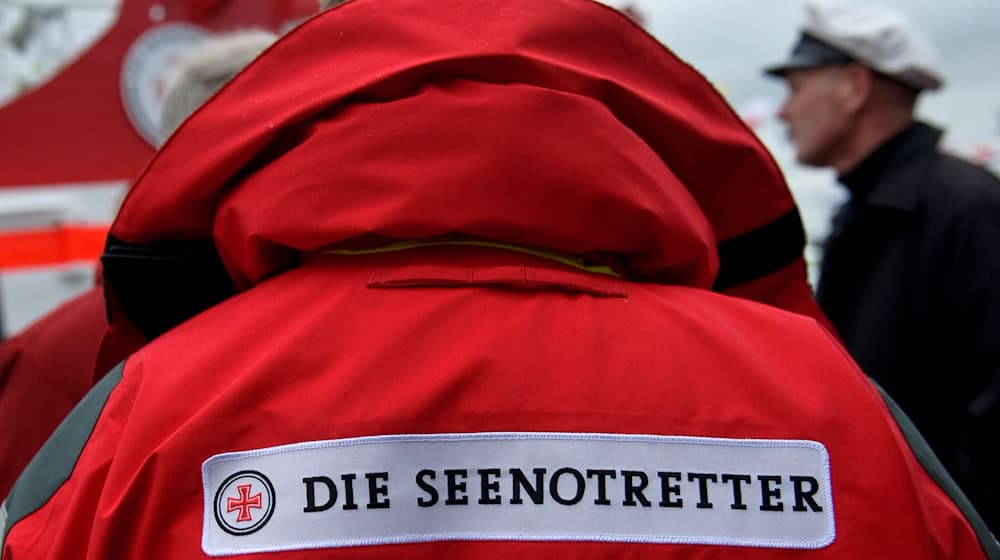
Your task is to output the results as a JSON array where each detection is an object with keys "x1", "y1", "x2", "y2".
[
  {"x1": 2, "y1": 0, "x2": 987, "y2": 558},
  {"x1": 4, "y1": 249, "x2": 988, "y2": 559}
]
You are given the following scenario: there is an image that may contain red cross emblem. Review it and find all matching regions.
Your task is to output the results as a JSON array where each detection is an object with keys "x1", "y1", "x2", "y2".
[
  {"x1": 227, "y1": 483, "x2": 263, "y2": 522},
  {"x1": 215, "y1": 470, "x2": 275, "y2": 536}
]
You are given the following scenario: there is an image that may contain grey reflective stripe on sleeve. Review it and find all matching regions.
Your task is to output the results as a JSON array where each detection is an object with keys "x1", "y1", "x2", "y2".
[
  {"x1": 874, "y1": 382, "x2": 1000, "y2": 559},
  {"x1": 0, "y1": 360, "x2": 125, "y2": 546},
  {"x1": 0, "y1": 499, "x2": 7, "y2": 538}
]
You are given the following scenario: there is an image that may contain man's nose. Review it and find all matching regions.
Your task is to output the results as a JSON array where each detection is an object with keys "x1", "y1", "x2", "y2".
[{"x1": 776, "y1": 98, "x2": 792, "y2": 122}]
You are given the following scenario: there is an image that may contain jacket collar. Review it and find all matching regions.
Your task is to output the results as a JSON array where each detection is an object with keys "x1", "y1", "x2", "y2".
[{"x1": 839, "y1": 121, "x2": 943, "y2": 213}]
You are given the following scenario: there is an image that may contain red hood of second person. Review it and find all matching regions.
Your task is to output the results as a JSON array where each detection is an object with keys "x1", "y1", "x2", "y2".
[{"x1": 112, "y1": 0, "x2": 806, "y2": 301}]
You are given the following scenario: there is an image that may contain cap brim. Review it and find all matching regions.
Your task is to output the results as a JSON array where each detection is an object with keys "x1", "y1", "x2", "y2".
[
  {"x1": 764, "y1": 33, "x2": 855, "y2": 79},
  {"x1": 764, "y1": 56, "x2": 828, "y2": 78}
]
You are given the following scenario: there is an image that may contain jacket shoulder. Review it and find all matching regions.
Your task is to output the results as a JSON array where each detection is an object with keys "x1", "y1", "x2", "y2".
[{"x1": 926, "y1": 151, "x2": 1000, "y2": 210}]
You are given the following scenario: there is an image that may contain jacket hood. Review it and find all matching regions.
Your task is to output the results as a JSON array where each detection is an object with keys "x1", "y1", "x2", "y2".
[{"x1": 107, "y1": 0, "x2": 818, "y2": 334}]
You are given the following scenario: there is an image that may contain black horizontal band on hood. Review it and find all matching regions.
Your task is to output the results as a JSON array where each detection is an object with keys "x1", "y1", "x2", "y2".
[
  {"x1": 100, "y1": 209, "x2": 805, "y2": 339},
  {"x1": 101, "y1": 237, "x2": 237, "y2": 340},
  {"x1": 713, "y1": 210, "x2": 806, "y2": 291}
]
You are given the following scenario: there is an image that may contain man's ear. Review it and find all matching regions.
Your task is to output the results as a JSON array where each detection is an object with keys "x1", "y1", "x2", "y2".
[{"x1": 838, "y1": 63, "x2": 873, "y2": 114}]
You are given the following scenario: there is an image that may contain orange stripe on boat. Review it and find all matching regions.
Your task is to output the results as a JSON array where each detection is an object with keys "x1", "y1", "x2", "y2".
[{"x1": 0, "y1": 224, "x2": 108, "y2": 270}]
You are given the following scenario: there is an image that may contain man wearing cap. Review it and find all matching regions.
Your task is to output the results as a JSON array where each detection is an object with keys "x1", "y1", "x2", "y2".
[{"x1": 766, "y1": 0, "x2": 1000, "y2": 532}]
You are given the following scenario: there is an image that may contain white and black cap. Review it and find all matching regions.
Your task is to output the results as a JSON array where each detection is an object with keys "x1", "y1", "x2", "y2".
[{"x1": 765, "y1": 0, "x2": 945, "y2": 91}]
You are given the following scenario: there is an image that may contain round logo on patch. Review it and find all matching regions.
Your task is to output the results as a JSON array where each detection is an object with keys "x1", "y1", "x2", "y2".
[
  {"x1": 214, "y1": 470, "x2": 276, "y2": 536},
  {"x1": 120, "y1": 23, "x2": 209, "y2": 146}
]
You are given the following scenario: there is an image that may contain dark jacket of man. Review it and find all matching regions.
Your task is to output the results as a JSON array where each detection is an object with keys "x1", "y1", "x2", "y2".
[{"x1": 817, "y1": 121, "x2": 1000, "y2": 531}]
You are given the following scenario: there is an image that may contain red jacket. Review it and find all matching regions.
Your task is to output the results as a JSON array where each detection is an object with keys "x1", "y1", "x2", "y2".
[
  {"x1": 0, "y1": 283, "x2": 144, "y2": 499},
  {"x1": 2, "y1": 1, "x2": 993, "y2": 558}
]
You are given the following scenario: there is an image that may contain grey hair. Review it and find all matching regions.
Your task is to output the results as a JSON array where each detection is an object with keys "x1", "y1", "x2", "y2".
[
  {"x1": 158, "y1": 29, "x2": 278, "y2": 144},
  {"x1": 318, "y1": 0, "x2": 350, "y2": 10}
]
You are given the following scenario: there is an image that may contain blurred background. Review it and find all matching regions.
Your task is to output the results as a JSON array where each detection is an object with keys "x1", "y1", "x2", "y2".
[{"x1": 0, "y1": 0, "x2": 998, "y2": 337}]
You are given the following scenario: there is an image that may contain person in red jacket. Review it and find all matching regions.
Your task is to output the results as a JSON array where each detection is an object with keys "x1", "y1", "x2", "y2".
[{"x1": 2, "y1": 0, "x2": 995, "y2": 558}]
